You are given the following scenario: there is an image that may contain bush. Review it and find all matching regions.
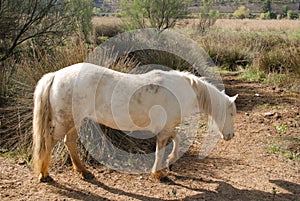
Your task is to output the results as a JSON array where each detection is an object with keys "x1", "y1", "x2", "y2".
[
  {"x1": 260, "y1": 11, "x2": 277, "y2": 19},
  {"x1": 233, "y1": 6, "x2": 250, "y2": 19},
  {"x1": 287, "y1": 11, "x2": 299, "y2": 20}
]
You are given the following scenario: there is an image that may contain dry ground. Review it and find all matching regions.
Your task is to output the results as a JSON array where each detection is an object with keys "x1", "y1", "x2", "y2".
[{"x1": 0, "y1": 72, "x2": 299, "y2": 201}]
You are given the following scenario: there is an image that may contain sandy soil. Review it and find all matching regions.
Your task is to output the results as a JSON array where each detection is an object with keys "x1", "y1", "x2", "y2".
[{"x1": 0, "y1": 72, "x2": 299, "y2": 201}]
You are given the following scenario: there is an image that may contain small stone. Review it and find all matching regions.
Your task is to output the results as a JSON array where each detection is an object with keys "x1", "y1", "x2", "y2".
[
  {"x1": 17, "y1": 159, "x2": 26, "y2": 165},
  {"x1": 264, "y1": 112, "x2": 275, "y2": 117}
]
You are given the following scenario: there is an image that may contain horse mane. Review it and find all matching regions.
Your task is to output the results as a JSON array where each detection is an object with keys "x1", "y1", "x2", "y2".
[{"x1": 170, "y1": 70, "x2": 226, "y2": 115}]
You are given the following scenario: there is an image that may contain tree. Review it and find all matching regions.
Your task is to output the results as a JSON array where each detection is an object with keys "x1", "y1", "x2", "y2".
[
  {"x1": 0, "y1": 0, "x2": 93, "y2": 62},
  {"x1": 198, "y1": 0, "x2": 220, "y2": 33},
  {"x1": 66, "y1": 0, "x2": 93, "y2": 41},
  {"x1": 120, "y1": 0, "x2": 190, "y2": 30},
  {"x1": 262, "y1": 0, "x2": 271, "y2": 14}
]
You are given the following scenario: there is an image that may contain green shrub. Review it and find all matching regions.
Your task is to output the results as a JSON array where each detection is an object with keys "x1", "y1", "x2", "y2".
[
  {"x1": 287, "y1": 11, "x2": 299, "y2": 20},
  {"x1": 233, "y1": 6, "x2": 250, "y2": 19}
]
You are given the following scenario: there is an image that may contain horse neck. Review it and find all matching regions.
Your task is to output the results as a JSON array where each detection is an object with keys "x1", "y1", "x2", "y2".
[{"x1": 196, "y1": 80, "x2": 224, "y2": 116}]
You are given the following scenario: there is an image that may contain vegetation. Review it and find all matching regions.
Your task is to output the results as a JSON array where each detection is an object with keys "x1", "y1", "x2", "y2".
[
  {"x1": 269, "y1": 123, "x2": 299, "y2": 160},
  {"x1": 197, "y1": 0, "x2": 220, "y2": 33},
  {"x1": 0, "y1": 0, "x2": 299, "y2": 162},
  {"x1": 0, "y1": 0, "x2": 93, "y2": 62},
  {"x1": 262, "y1": 0, "x2": 272, "y2": 14},
  {"x1": 233, "y1": 6, "x2": 250, "y2": 19},
  {"x1": 120, "y1": 0, "x2": 190, "y2": 30}
]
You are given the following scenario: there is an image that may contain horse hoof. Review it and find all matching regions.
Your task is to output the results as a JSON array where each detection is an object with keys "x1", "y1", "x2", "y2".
[
  {"x1": 168, "y1": 164, "x2": 173, "y2": 171},
  {"x1": 150, "y1": 171, "x2": 165, "y2": 181},
  {"x1": 82, "y1": 171, "x2": 94, "y2": 180},
  {"x1": 166, "y1": 160, "x2": 173, "y2": 172},
  {"x1": 38, "y1": 174, "x2": 53, "y2": 183}
]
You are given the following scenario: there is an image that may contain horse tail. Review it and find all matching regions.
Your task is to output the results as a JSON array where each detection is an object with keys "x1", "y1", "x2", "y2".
[{"x1": 31, "y1": 72, "x2": 55, "y2": 176}]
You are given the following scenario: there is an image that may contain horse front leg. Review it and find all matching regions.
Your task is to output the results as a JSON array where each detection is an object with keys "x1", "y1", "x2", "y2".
[
  {"x1": 151, "y1": 132, "x2": 168, "y2": 180},
  {"x1": 64, "y1": 128, "x2": 94, "y2": 180}
]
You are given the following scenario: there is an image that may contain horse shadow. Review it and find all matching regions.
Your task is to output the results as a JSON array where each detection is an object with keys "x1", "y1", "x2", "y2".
[
  {"x1": 47, "y1": 174, "x2": 299, "y2": 201},
  {"x1": 46, "y1": 155, "x2": 300, "y2": 201},
  {"x1": 175, "y1": 178, "x2": 300, "y2": 201},
  {"x1": 47, "y1": 180, "x2": 106, "y2": 201},
  {"x1": 170, "y1": 155, "x2": 299, "y2": 200},
  {"x1": 47, "y1": 176, "x2": 177, "y2": 201}
]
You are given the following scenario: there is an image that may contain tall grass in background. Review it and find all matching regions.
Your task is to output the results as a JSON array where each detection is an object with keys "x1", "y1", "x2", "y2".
[
  {"x1": 0, "y1": 38, "x2": 89, "y2": 155},
  {"x1": 198, "y1": 31, "x2": 300, "y2": 72},
  {"x1": 191, "y1": 20, "x2": 300, "y2": 89}
]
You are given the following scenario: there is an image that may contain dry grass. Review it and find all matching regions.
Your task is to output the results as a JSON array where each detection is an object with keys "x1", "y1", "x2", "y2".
[
  {"x1": 92, "y1": 17, "x2": 123, "y2": 40},
  {"x1": 0, "y1": 38, "x2": 89, "y2": 154},
  {"x1": 92, "y1": 17, "x2": 122, "y2": 25},
  {"x1": 214, "y1": 19, "x2": 300, "y2": 32}
]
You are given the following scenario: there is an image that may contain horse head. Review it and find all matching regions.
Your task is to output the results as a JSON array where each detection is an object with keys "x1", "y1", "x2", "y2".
[{"x1": 211, "y1": 93, "x2": 238, "y2": 141}]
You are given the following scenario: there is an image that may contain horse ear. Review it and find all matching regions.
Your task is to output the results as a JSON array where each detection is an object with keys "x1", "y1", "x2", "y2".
[{"x1": 229, "y1": 94, "x2": 238, "y2": 103}]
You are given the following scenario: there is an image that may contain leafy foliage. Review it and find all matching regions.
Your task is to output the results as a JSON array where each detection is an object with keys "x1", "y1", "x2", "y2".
[
  {"x1": 0, "y1": 0, "x2": 93, "y2": 62},
  {"x1": 198, "y1": 0, "x2": 220, "y2": 33},
  {"x1": 120, "y1": 0, "x2": 190, "y2": 30}
]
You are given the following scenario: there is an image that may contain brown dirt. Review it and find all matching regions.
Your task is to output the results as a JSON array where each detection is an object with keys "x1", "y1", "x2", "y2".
[{"x1": 1, "y1": 72, "x2": 299, "y2": 201}]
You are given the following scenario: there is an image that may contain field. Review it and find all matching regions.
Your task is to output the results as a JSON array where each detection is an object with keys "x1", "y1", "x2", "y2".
[
  {"x1": 0, "y1": 18, "x2": 299, "y2": 200},
  {"x1": 214, "y1": 19, "x2": 300, "y2": 32}
]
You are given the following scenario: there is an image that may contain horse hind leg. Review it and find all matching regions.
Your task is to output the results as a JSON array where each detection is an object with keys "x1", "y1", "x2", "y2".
[
  {"x1": 37, "y1": 137, "x2": 58, "y2": 182},
  {"x1": 64, "y1": 128, "x2": 94, "y2": 180},
  {"x1": 151, "y1": 131, "x2": 169, "y2": 180},
  {"x1": 34, "y1": 123, "x2": 64, "y2": 182},
  {"x1": 166, "y1": 133, "x2": 180, "y2": 171}
]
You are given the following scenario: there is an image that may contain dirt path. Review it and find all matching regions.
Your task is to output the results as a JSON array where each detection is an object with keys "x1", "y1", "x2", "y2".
[{"x1": 1, "y1": 73, "x2": 299, "y2": 201}]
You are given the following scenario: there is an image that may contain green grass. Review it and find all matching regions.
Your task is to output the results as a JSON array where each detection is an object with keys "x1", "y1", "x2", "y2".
[
  {"x1": 0, "y1": 151, "x2": 31, "y2": 165},
  {"x1": 269, "y1": 123, "x2": 300, "y2": 161},
  {"x1": 269, "y1": 145, "x2": 299, "y2": 160},
  {"x1": 240, "y1": 66, "x2": 266, "y2": 82}
]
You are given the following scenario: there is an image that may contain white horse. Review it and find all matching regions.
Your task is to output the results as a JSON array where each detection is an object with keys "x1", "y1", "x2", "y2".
[{"x1": 32, "y1": 63, "x2": 238, "y2": 182}]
